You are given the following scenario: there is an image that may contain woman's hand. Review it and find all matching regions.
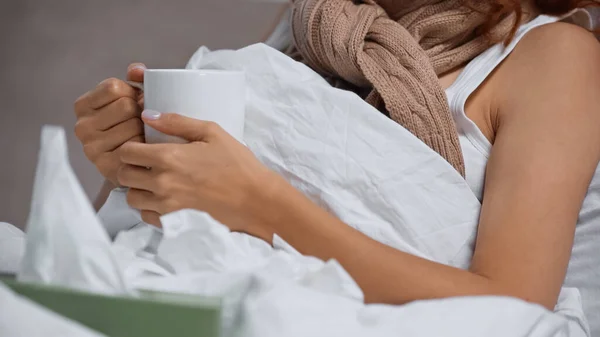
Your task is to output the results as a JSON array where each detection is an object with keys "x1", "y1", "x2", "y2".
[
  {"x1": 73, "y1": 63, "x2": 146, "y2": 186},
  {"x1": 117, "y1": 110, "x2": 278, "y2": 240}
]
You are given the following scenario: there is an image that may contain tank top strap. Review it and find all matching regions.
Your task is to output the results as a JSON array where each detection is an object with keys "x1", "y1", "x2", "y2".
[{"x1": 445, "y1": 15, "x2": 563, "y2": 156}]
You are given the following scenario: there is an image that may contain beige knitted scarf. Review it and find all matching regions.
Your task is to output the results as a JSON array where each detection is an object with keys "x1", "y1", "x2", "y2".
[{"x1": 290, "y1": 0, "x2": 517, "y2": 176}]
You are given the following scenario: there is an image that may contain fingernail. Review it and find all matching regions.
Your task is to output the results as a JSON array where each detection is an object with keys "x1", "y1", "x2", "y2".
[
  {"x1": 131, "y1": 64, "x2": 146, "y2": 71},
  {"x1": 142, "y1": 110, "x2": 161, "y2": 120}
]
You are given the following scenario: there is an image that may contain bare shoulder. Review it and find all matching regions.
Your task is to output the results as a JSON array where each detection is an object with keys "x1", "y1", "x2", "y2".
[
  {"x1": 495, "y1": 22, "x2": 600, "y2": 116},
  {"x1": 506, "y1": 22, "x2": 600, "y2": 66},
  {"x1": 523, "y1": 21, "x2": 597, "y2": 48}
]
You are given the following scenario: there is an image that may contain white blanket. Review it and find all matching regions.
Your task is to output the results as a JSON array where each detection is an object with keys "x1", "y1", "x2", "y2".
[
  {"x1": 187, "y1": 44, "x2": 483, "y2": 266},
  {"x1": 12, "y1": 44, "x2": 589, "y2": 336}
]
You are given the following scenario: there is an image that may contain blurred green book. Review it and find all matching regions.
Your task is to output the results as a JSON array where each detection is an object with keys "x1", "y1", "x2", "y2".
[{"x1": 1, "y1": 276, "x2": 221, "y2": 337}]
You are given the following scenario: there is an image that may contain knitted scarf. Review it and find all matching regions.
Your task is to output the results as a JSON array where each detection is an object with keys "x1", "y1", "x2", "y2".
[{"x1": 290, "y1": 0, "x2": 517, "y2": 175}]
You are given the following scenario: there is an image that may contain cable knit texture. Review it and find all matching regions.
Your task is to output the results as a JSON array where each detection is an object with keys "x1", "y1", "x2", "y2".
[{"x1": 290, "y1": 0, "x2": 517, "y2": 175}]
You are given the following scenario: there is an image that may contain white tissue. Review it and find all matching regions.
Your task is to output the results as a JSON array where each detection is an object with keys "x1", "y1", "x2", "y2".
[
  {"x1": 17, "y1": 126, "x2": 128, "y2": 295},
  {"x1": 124, "y1": 209, "x2": 363, "y2": 337},
  {"x1": 0, "y1": 222, "x2": 25, "y2": 274}
]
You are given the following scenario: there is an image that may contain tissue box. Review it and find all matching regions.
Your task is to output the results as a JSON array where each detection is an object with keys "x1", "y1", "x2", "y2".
[{"x1": 1, "y1": 277, "x2": 221, "y2": 337}]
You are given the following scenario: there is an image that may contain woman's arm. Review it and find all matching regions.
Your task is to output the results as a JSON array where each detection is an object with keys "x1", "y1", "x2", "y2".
[
  {"x1": 117, "y1": 22, "x2": 600, "y2": 310},
  {"x1": 250, "y1": 174, "x2": 510, "y2": 304},
  {"x1": 248, "y1": 23, "x2": 600, "y2": 309}
]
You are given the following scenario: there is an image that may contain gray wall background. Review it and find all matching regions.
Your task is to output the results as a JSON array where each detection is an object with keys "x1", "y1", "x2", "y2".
[{"x1": 0, "y1": 0, "x2": 284, "y2": 228}]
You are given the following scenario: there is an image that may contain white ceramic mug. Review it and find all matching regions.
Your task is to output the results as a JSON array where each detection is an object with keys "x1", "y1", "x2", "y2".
[{"x1": 142, "y1": 69, "x2": 246, "y2": 144}]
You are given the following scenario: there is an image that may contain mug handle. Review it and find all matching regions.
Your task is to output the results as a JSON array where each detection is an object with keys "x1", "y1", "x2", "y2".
[{"x1": 126, "y1": 80, "x2": 144, "y2": 91}]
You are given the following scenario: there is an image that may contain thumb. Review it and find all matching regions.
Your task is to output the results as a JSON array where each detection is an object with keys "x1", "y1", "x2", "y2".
[
  {"x1": 126, "y1": 63, "x2": 146, "y2": 82},
  {"x1": 141, "y1": 110, "x2": 218, "y2": 142}
]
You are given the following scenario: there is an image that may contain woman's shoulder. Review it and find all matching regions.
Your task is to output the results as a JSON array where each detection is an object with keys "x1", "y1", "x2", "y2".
[
  {"x1": 501, "y1": 21, "x2": 599, "y2": 78},
  {"x1": 462, "y1": 21, "x2": 600, "y2": 143},
  {"x1": 514, "y1": 21, "x2": 599, "y2": 60},
  {"x1": 493, "y1": 21, "x2": 600, "y2": 117}
]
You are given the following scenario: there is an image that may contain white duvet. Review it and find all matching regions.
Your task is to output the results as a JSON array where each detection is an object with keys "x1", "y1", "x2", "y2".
[{"x1": 9, "y1": 44, "x2": 589, "y2": 336}]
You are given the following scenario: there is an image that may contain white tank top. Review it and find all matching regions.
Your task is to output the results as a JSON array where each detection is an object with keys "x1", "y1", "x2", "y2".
[{"x1": 446, "y1": 14, "x2": 599, "y2": 336}]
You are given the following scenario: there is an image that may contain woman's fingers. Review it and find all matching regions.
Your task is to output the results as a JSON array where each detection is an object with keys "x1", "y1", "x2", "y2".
[
  {"x1": 140, "y1": 210, "x2": 162, "y2": 228},
  {"x1": 82, "y1": 118, "x2": 144, "y2": 160},
  {"x1": 120, "y1": 142, "x2": 171, "y2": 168},
  {"x1": 105, "y1": 118, "x2": 144, "y2": 151},
  {"x1": 117, "y1": 164, "x2": 156, "y2": 191},
  {"x1": 126, "y1": 188, "x2": 161, "y2": 213},
  {"x1": 76, "y1": 78, "x2": 137, "y2": 113},
  {"x1": 127, "y1": 63, "x2": 146, "y2": 83},
  {"x1": 141, "y1": 111, "x2": 221, "y2": 142},
  {"x1": 93, "y1": 97, "x2": 142, "y2": 131}
]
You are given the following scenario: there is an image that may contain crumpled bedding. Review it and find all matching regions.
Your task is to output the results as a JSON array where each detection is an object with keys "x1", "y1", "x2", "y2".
[
  {"x1": 6, "y1": 43, "x2": 590, "y2": 336},
  {"x1": 186, "y1": 44, "x2": 483, "y2": 267}
]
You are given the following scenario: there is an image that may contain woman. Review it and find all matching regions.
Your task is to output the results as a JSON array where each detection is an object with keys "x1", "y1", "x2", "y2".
[{"x1": 74, "y1": 0, "x2": 600, "y2": 333}]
